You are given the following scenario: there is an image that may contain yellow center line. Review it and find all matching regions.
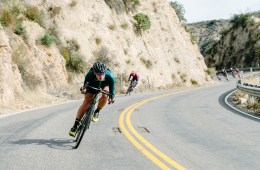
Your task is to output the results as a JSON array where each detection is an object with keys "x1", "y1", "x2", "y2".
[
  {"x1": 119, "y1": 90, "x2": 191, "y2": 170},
  {"x1": 119, "y1": 102, "x2": 171, "y2": 170}
]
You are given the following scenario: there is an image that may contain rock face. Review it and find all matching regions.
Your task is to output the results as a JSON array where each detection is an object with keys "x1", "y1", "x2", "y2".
[
  {"x1": 0, "y1": 0, "x2": 212, "y2": 109},
  {"x1": 188, "y1": 19, "x2": 230, "y2": 55},
  {"x1": 188, "y1": 12, "x2": 260, "y2": 70}
]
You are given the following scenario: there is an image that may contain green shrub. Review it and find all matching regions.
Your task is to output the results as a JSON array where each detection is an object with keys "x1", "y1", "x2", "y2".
[
  {"x1": 169, "y1": 1, "x2": 186, "y2": 23},
  {"x1": 231, "y1": 13, "x2": 252, "y2": 29},
  {"x1": 207, "y1": 20, "x2": 217, "y2": 27},
  {"x1": 14, "y1": 21, "x2": 25, "y2": 35},
  {"x1": 11, "y1": 4, "x2": 21, "y2": 16},
  {"x1": 190, "y1": 79, "x2": 198, "y2": 85},
  {"x1": 41, "y1": 34, "x2": 54, "y2": 47},
  {"x1": 204, "y1": 68, "x2": 215, "y2": 76},
  {"x1": 133, "y1": 13, "x2": 151, "y2": 32}
]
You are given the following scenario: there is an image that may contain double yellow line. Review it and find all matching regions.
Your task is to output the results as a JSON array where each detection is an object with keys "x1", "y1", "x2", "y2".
[{"x1": 119, "y1": 91, "x2": 188, "y2": 170}]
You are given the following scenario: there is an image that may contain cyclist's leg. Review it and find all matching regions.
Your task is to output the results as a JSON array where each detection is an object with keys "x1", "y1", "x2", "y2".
[
  {"x1": 69, "y1": 93, "x2": 94, "y2": 136},
  {"x1": 76, "y1": 93, "x2": 95, "y2": 119},
  {"x1": 92, "y1": 86, "x2": 109, "y2": 122}
]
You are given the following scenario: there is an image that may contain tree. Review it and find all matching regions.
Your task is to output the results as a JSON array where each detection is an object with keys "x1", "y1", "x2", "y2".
[{"x1": 169, "y1": 1, "x2": 186, "y2": 23}]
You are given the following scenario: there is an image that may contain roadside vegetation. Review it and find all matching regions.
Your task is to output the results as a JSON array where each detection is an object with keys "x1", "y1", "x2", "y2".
[
  {"x1": 231, "y1": 75, "x2": 260, "y2": 116},
  {"x1": 169, "y1": 1, "x2": 195, "y2": 44}
]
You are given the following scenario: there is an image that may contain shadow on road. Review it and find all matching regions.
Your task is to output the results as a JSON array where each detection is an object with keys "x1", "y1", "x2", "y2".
[{"x1": 10, "y1": 138, "x2": 75, "y2": 150}]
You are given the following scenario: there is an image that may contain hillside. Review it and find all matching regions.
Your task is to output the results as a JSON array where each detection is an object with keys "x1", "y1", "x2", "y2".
[
  {"x1": 0, "y1": 0, "x2": 212, "y2": 112},
  {"x1": 188, "y1": 19, "x2": 230, "y2": 55},
  {"x1": 188, "y1": 11, "x2": 260, "y2": 70}
]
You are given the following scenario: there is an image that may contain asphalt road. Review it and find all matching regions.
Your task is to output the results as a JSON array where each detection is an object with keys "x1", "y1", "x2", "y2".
[{"x1": 0, "y1": 82, "x2": 259, "y2": 170}]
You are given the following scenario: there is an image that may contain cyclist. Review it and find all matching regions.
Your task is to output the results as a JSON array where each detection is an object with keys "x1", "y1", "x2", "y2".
[
  {"x1": 128, "y1": 71, "x2": 139, "y2": 90},
  {"x1": 69, "y1": 61, "x2": 116, "y2": 137},
  {"x1": 230, "y1": 67, "x2": 240, "y2": 78},
  {"x1": 222, "y1": 69, "x2": 228, "y2": 80},
  {"x1": 216, "y1": 69, "x2": 228, "y2": 80},
  {"x1": 234, "y1": 68, "x2": 240, "y2": 78}
]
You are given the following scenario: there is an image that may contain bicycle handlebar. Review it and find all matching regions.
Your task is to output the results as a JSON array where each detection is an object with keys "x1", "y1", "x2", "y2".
[{"x1": 83, "y1": 83, "x2": 115, "y2": 104}]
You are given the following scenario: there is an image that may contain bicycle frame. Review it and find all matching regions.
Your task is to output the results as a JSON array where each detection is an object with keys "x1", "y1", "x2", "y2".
[
  {"x1": 74, "y1": 85, "x2": 113, "y2": 149},
  {"x1": 125, "y1": 81, "x2": 136, "y2": 96}
]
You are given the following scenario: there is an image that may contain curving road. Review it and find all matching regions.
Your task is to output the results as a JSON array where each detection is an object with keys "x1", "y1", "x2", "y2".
[{"x1": 0, "y1": 82, "x2": 259, "y2": 170}]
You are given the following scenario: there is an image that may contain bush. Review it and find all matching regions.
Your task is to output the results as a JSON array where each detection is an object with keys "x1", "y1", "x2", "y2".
[
  {"x1": 169, "y1": 1, "x2": 186, "y2": 23},
  {"x1": 204, "y1": 68, "x2": 215, "y2": 77},
  {"x1": 207, "y1": 20, "x2": 217, "y2": 27},
  {"x1": 133, "y1": 13, "x2": 151, "y2": 32},
  {"x1": 0, "y1": 9, "x2": 13, "y2": 27},
  {"x1": 25, "y1": 6, "x2": 44, "y2": 26},
  {"x1": 66, "y1": 53, "x2": 86, "y2": 73},
  {"x1": 14, "y1": 21, "x2": 25, "y2": 35},
  {"x1": 123, "y1": 0, "x2": 140, "y2": 12},
  {"x1": 41, "y1": 34, "x2": 54, "y2": 47},
  {"x1": 190, "y1": 79, "x2": 198, "y2": 85},
  {"x1": 105, "y1": 0, "x2": 125, "y2": 14},
  {"x1": 231, "y1": 13, "x2": 252, "y2": 29}
]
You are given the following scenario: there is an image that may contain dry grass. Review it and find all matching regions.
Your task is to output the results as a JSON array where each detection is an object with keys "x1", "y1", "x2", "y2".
[
  {"x1": 243, "y1": 74, "x2": 260, "y2": 85},
  {"x1": 231, "y1": 75, "x2": 260, "y2": 116}
]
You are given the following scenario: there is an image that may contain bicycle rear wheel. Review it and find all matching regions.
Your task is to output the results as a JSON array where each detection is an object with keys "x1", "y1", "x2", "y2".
[{"x1": 74, "y1": 107, "x2": 94, "y2": 149}]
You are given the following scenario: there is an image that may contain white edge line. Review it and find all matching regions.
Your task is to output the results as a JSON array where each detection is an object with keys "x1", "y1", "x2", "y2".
[
  {"x1": 225, "y1": 90, "x2": 260, "y2": 120},
  {"x1": 0, "y1": 100, "x2": 81, "y2": 119},
  {"x1": 0, "y1": 93, "x2": 125, "y2": 119}
]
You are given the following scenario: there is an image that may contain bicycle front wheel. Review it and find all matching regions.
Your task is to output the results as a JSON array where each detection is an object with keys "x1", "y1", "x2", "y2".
[{"x1": 74, "y1": 107, "x2": 95, "y2": 149}]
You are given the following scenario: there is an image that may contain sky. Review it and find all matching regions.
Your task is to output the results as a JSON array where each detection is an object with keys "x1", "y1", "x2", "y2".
[{"x1": 169, "y1": 0, "x2": 260, "y2": 23}]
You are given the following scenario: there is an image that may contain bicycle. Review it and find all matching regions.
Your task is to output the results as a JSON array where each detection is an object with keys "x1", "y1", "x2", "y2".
[
  {"x1": 231, "y1": 70, "x2": 240, "y2": 78},
  {"x1": 216, "y1": 71, "x2": 229, "y2": 81},
  {"x1": 74, "y1": 84, "x2": 114, "y2": 149},
  {"x1": 125, "y1": 81, "x2": 136, "y2": 96}
]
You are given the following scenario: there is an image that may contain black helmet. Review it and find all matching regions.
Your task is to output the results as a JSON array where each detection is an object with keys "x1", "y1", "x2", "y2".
[{"x1": 93, "y1": 61, "x2": 107, "y2": 73}]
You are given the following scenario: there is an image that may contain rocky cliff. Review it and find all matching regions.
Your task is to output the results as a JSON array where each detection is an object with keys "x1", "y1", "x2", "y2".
[
  {"x1": 0, "y1": 0, "x2": 212, "y2": 111},
  {"x1": 188, "y1": 12, "x2": 260, "y2": 70}
]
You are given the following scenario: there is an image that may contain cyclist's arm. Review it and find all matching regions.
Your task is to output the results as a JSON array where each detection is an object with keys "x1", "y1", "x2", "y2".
[{"x1": 107, "y1": 72, "x2": 116, "y2": 99}]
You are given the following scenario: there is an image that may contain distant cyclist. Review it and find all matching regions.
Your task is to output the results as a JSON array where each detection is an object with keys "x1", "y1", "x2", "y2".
[
  {"x1": 216, "y1": 69, "x2": 229, "y2": 81},
  {"x1": 69, "y1": 61, "x2": 116, "y2": 137},
  {"x1": 232, "y1": 68, "x2": 240, "y2": 78},
  {"x1": 128, "y1": 71, "x2": 139, "y2": 90}
]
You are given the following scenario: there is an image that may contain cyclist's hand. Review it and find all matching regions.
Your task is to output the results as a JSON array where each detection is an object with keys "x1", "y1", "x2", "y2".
[
  {"x1": 80, "y1": 87, "x2": 87, "y2": 94},
  {"x1": 108, "y1": 95, "x2": 115, "y2": 104}
]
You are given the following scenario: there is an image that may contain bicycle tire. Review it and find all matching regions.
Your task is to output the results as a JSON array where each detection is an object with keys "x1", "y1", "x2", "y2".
[
  {"x1": 74, "y1": 106, "x2": 95, "y2": 149},
  {"x1": 126, "y1": 86, "x2": 132, "y2": 96}
]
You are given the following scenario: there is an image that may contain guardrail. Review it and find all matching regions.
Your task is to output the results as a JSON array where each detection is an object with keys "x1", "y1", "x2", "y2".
[{"x1": 236, "y1": 79, "x2": 260, "y2": 98}]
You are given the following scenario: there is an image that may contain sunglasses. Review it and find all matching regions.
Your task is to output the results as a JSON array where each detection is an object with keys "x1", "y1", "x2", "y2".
[{"x1": 96, "y1": 72, "x2": 105, "y2": 76}]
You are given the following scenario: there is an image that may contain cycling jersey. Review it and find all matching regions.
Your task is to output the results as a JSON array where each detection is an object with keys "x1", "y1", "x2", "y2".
[
  {"x1": 128, "y1": 73, "x2": 139, "y2": 82},
  {"x1": 83, "y1": 68, "x2": 116, "y2": 95}
]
